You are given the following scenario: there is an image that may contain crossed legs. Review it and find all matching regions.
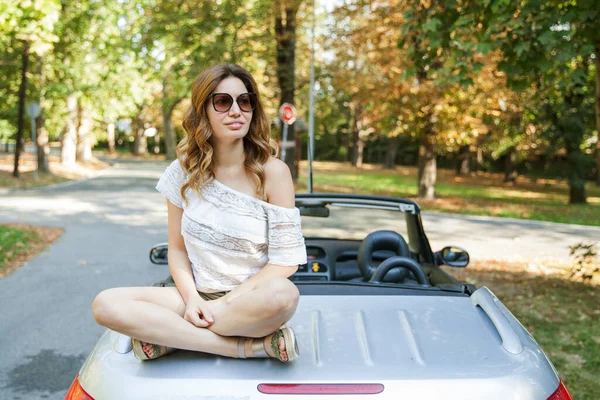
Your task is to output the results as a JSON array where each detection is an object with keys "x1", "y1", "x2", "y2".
[{"x1": 91, "y1": 277, "x2": 300, "y2": 359}]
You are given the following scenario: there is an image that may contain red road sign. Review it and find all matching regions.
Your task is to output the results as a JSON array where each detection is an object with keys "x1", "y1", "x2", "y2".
[{"x1": 279, "y1": 103, "x2": 297, "y2": 125}]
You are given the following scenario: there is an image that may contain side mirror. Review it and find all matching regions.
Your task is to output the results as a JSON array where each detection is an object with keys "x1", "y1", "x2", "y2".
[
  {"x1": 149, "y1": 243, "x2": 169, "y2": 265},
  {"x1": 435, "y1": 246, "x2": 469, "y2": 268}
]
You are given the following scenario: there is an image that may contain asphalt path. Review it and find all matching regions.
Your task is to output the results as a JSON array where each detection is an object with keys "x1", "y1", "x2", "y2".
[
  {"x1": 0, "y1": 158, "x2": 598, "y2": 400},
  {"x1": 0, "y1": 159, "x2": 171, "y2": 400}
]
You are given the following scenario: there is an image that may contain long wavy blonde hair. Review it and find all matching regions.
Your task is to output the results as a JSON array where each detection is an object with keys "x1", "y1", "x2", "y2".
[{"x1": 178, "y1": 64, "x2": 278, "y2": 203}]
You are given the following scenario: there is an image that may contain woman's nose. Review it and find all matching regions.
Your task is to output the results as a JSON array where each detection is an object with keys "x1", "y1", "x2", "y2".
[{"x1": 228, "y1": 100, "x2": 241, "y2": 116}]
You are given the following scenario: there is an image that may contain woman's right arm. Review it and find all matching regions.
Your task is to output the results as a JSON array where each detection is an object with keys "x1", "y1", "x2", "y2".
[
  {"x1": 166, "y1": 200, "x2": 214, "y2": 327},
  {"x1": 166, "y1": 200, "x2": 197, "y2": 300}
]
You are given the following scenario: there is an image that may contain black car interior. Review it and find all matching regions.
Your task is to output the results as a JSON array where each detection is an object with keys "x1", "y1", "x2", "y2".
[{"x1": 291, "y1": 230, "x2": 431, "y2": 287}]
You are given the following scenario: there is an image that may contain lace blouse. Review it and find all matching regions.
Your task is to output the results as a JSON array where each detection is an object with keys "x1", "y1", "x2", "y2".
[{"x1": 156, "y1": 159, "x2": 307, "y2": 293}]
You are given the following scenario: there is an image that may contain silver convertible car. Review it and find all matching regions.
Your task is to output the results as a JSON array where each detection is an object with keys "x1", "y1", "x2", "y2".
[{"x1": 66, "y1": 193, "x2": 573, "y2": 400}]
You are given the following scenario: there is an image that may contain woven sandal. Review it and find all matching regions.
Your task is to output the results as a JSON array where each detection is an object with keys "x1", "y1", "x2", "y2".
[
  {"x1": 238, "y1": 327, "x2": 299, "y2": 362},
  {"x1": 132, "y1": 338, "x2": 176, "y2": 361}
]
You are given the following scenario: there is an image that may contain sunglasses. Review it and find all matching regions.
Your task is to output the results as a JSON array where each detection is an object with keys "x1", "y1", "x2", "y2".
[{"x1": 210, "y1": 92, "x2": 257, "y2": 113}]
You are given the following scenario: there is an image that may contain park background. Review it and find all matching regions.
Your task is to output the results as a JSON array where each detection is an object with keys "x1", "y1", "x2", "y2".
[{"x1": 1, "y1": 0, "x2": 599, "y2": 398}]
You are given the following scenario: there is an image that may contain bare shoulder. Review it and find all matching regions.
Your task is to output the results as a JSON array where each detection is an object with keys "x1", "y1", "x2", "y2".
[
  {"x1": 264, "y1": 157, "x2": 295, "y2": 208},
  {"x1": 264, "y1": 157, "x2": 292, "y2": 180}
]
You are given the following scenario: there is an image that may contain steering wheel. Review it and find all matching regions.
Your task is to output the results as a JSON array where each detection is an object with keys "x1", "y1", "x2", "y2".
[
  {"x1": 358, "y1": 230, "x2": 429, "y2": 286},
  {"x1": 370, "y1": 256, "x2": 429, "y2": 286}
]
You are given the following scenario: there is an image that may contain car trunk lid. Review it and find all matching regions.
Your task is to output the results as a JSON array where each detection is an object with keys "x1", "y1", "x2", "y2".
[{"x1": 80, "y1": 289, "x2": 559, "y2": 399}]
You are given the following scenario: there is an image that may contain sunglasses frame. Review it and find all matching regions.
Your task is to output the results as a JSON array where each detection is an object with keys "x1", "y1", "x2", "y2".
[{"x1": 210, "y1": 92, "x2": 257, "y2": 113}]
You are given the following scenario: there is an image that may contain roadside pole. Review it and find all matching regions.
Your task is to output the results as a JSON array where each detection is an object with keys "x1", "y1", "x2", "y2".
[
  {"x1": 307, "y1": 0, "x2": 316, "y2": 194},
  {"x1": 281, "y1": 123, "x2": 289, "y2": 162},
  {"x1": 279, "y1": 103, "x2": 297, "y2": 164},
  {"x1": 25, "y1": 101, "x2": 41, "y2": 180}
]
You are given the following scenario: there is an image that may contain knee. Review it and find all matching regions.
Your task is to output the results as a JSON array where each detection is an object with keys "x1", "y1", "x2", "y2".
[
  {"x1": 261, "y1": 278, "x2": 299, "y2": 317},
  {"x1": 92, "y1": 288, "x2": 122, "y2": 327}
]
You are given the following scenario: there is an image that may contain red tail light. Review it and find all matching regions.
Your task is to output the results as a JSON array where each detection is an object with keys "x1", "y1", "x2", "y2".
[
  {"x1": 65, "y1": 375, "x2": 94, "y2": 400},
  {"x1": 547, "y1": 381, "x2": 572, "y2": 400},
  {"x1": 258, "y1": 383, "x2": 384, "y2": 395}
]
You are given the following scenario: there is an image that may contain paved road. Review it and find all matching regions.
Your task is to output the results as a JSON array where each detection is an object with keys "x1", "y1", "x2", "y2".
[
  {"x1": 423, "y1": 212, "x2": 599, "y2": 262},
  {"x1": 0, "y1": 159, "x2": 171, "y2": 400},
  {"x1": 0, "y1": 159, "x2": 598, "y2": 399}
]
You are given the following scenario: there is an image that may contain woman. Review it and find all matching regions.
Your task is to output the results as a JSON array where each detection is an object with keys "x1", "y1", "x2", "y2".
[{"x1": 92, "y1": 64, "x2": 307, "y2": 363}]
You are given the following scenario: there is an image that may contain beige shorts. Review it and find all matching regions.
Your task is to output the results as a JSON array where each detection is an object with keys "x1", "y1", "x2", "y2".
[
  {"x1": 197, "y1": 290, "x2": 228, "y2": 301},
  {"x1": 162, "y1": 280, "x2": 228, "y2": 301}
]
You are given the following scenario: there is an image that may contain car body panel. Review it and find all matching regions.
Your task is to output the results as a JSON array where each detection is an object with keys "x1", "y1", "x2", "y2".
[
  {"x1": 78, "y1": 287, "x2": 559, "y2": 399},
  {"x1": 75, "y1": 194, "x2": 564, "y2": 399}
]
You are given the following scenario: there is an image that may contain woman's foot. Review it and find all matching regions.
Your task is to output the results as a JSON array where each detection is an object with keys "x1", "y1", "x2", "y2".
[
  {"x1": 238, "y1": 327, "x2": 299, "y2": 362},
  {"x1": 132, "y1": 338, "x2": 176, "y2": 361}
]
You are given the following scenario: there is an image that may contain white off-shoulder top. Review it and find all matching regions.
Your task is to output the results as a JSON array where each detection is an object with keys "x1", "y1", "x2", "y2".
[{"x1": 156, "y1": 159, "x2": 307, "y2": 293}]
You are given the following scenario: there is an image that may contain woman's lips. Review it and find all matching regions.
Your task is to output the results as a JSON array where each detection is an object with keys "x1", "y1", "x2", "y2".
[{"x1": 227, "y1": 122, "x2": 244, "y2": 130}]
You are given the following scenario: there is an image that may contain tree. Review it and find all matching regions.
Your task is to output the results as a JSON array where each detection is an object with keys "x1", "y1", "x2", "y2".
[
  {"x1": 0, "y1": 0, "x2": 60, "y2": 177},
  {"x1": 137, "y1": 0, "x2": 264, "y2": 159},
  {"x1": 398, "y1": 0, "x2": 473, "y2": 199},
  {"x1": 325, "y1": 1, "x2": 413, "y2": 169},
  {"x1": 406, "y1": 0, "x2": 597, "y2": 203},
  {"x1": 273, "y1": 0, "x2": 304, "y2": 179}
]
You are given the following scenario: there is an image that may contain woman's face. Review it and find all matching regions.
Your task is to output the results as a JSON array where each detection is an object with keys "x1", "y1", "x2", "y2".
[{"x1": 206, "y1": 76, "x2": 253, "y2": 143}]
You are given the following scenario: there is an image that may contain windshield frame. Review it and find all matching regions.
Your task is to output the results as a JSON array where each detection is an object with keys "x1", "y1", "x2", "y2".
[{"x1": 295, "y1": 193, "x2": 435, "y2": 265}]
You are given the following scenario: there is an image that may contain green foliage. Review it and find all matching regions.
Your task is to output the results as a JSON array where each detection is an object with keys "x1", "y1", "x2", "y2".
[
  {"x1": 0, "y1": 225, "x2": 39, "y2": 270},
  {"x1": 0, "y1": 0, "x2": 60, "y2": 140},
  {"x1": 400, "y1": 0, "x2": 597, "y2": 202}
]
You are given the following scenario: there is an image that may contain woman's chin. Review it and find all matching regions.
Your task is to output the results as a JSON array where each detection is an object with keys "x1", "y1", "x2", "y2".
[{"x1": 212, "y1": 129, "x2": 249, "y2": 143}]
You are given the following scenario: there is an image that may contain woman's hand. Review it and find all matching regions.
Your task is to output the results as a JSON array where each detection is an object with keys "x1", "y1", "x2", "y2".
[{"x1": 183, "y1": 295, "x2": 215, "y2": 328}]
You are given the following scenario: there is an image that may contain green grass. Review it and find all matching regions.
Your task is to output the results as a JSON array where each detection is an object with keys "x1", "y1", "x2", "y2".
[
  {"x1": 509, "y1": 283, "x2": 600, "y2": 400},
  {"x1": 451, "y1": 264, "x2": 600, "y2": 400},
  {"x1": 0, "y1": 225, "x2": 39, "y2": 270},
  {"x1": 297, "y1": 163, "x2": 600, "y2": 226}
]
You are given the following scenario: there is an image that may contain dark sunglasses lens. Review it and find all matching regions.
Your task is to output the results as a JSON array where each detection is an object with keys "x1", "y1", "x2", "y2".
[
  {"x1": 213, "y1": 94, "x2": 233, "y2": 112},
  {"x1": 238, "y1": 93, "x2": 256, "y2": 112}
]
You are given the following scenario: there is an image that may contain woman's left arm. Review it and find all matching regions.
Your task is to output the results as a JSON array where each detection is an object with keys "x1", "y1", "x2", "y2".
[
  {"x1": 220, "y1": 263, "x2": 298, "y2": 304},
  {"x1": 219, "y1": 157, "x2": 299, "y2": 304}
]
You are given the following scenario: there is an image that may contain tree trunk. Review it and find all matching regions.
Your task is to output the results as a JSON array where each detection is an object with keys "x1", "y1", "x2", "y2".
[
  {"x1": 595, "y1": 43, "x2": 600, "y2": 186},
  {"x1": 76, "y1": 105, "x2": 93, "y2": 162},
  {"x1": 37, "y1": 64, "x2": 50, "y2": 174},
  {"x1": 475, "y1": 146, "x2": 483, "y2": 172},
  {"x1": 350, "y1": 108, "x2": 360, "y2": 167},
  {"x1": 36, "y1": 113, "x2": 50, "y2": 173},
  {"x1": 163, "y1": 103, "x2": 176, "y2": 160},
  {"x1": 569, "y1": 185, "x2": 587, "y2": 204},
  {"x1": 383, "y1": 137, "x2": 398, "y2": 169},
  {"x1": 503, "y1": 148, "x2": 517, "y2": 184},
  {"x1": 341, "y1": 130, "x2": 350, "y2": 162},
  {"x1": 133, "y1": 109, "x2": 148, "y2": 156},
  {"x1": 418, "y1": 108, "x2": 437, "y2": 199},
  {"x1": 161, "y1": 78, "x2": 178, "y2": 160},
  {"x1": 13, "y1": 40, "x2": 29, "y2": 178},
  {"x1": 355, "y1": 137, "x2": 364, "y2": 168},
  {"x1": 153, "y1": 130, "x2": 161, "y2": 154},
  {"x1": 274, "y1": 0, "x2": 301, "y2": 181},
  {"x1": 566, "y1": 145, "x2": 587, "y2": 204},
  {"x1": 107, "y1": 121, "x2": 116, "y2": 153},
  {"x1": 456, "y1": 145, "x2": 470, "y2": 175},
  {"x1": 62, "y1": 94, "x2": 77, "y2": 166},
  {"x1": 418, "y1": 141, "x2": 437, "y2": 199}
]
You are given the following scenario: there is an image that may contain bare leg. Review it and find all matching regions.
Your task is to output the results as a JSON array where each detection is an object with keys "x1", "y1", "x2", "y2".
[
  {"x1": 92, "y1": 277, "x2": 299, "y2": 359},
  {"x1": 92, "y1": 286, "x2": 239, "y2": 357},
  {"x1": 208, "y1": 277, "x2": 300, "y2": 338}
]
